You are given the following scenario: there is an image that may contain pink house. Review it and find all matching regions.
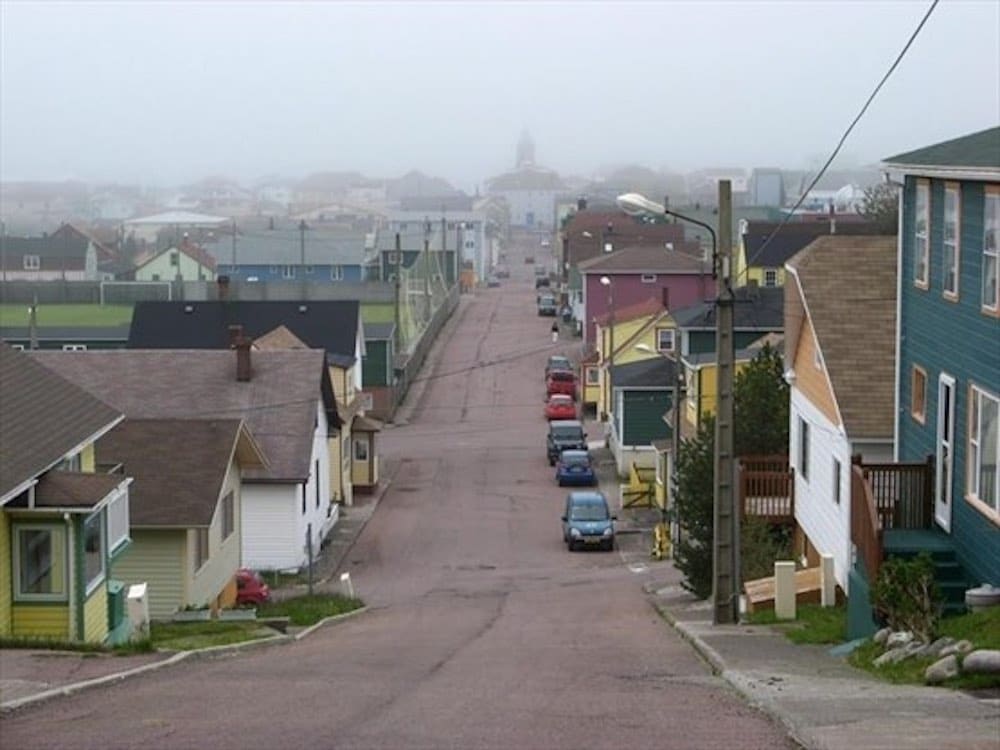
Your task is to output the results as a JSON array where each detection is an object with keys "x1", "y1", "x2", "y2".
[{"x1": 579, "y1": 245, "x2": 711, "y2": 348}]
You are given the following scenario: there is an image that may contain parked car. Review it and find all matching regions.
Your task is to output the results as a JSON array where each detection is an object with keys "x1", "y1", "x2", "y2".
[
  {"x1": 534, "y1": 265, "x2": 547, "y2": 277},
  {"x1": 535, "y1": 276, "x2": 551, "y2": 290},
  {"x1": 537, "y1": 294, "x2": 558, "y2": 316},
  {"x1": 555, "y1": 450, "x2": 597, "y2": 487},
  {"x1": 545, "y1": 355, "x2": 573, "y2": 381},
  {"x1": 561, "y1": 491, "x2": 615, "y2": 551},
  {"x1": 235, "y1": 568, "x2": 271, "y2": 606},
  {"x1": 486, "y1": 274, "x2": 501, "y2": 287},
  {"x1": 495, "y1": 264, "x2": 510, "y2": 278},
  {"x1": 546, "y1": 419, "x2": 586, "y2": 465},
  {"x1": 544, "y1": 393, "x2": 576, "y2": 420},
  {"x1": 546, "y1": 369, "x2": 577, "y2": 400},
  {"x1": 524, "y1": 255, "x2": 535, "y2": 264}
]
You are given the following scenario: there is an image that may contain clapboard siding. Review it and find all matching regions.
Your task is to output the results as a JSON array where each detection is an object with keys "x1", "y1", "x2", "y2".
[
  {"x1": 0, "y1": 512, "x2": 11, "y2": 636},
  {"x1": 12, "y1": 605, "x2": 69, "y2": 639},
  {"x1": 83, "y1": 585, "x2": 108, "y2": 643},
  {"x1": 242, "y1": 485, "x2": 298, "y2": 571},
  {"x1": 114, "y1": 530, "x2": 185, "y2": 619}
]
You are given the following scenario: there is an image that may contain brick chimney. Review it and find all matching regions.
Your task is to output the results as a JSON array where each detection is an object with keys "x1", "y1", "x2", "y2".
[
  {"x1": 235, "y1": 337, "x2": 252, "y2": 382},
  {"x1": 217, "y1": 275, "x2": 230, "y2": 301}
]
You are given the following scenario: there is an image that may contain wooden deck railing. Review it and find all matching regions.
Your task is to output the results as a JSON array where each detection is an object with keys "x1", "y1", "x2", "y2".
[
  {"x1": 739, "y1": 454, "x2": 794, "y2": 523},
  {"x1": 858, "y1": 455, "x2": 934, "y2": 530},
  {"x1": 850, "y1": 463, "x2": 883, "y2": 581}
]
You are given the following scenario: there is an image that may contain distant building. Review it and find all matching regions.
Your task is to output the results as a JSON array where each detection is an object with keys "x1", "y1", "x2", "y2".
[
  {"x1": 486, "y1": 131, "x2": 565, "y2": 229},
  {"x1": 750, "y1": 168, "x2": 786, "y2": 207}
]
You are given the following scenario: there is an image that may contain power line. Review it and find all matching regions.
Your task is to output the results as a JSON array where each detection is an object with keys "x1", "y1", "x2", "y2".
[{"x1": 736, "y1": 0, "x2": 939, "y2": 287}]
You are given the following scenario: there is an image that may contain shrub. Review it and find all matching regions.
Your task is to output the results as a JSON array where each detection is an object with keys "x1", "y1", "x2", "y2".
[
  {"x1": 672, "y1": 417, "x2": 715, "y2": 599},
  {"x1": 871, "y1": 552, "x2": 941, "y2": 642},
  {"x1": 741, "y1": 515, "x2": 793, "y2": 582}
]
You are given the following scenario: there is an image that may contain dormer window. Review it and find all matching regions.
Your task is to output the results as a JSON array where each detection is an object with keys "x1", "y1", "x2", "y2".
[{"x1": 23, "y1": 255, "x2": 40, "y2": 270}]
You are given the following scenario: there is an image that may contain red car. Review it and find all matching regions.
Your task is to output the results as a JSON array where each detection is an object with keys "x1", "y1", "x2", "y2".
[
  {"x1": 546, "y1": 370, "x2": 577, "y2": 400},
  {"x1": 235, "y1": 568, "x2": 271, "y2": 606},
  {"x1": 544, "y1": 394, "x2": 576, "y2": 420}
]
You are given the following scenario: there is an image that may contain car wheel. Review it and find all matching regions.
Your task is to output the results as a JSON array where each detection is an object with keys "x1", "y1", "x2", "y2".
[
  {"x1": 605, "y1": 539, "x2": 615, "y2": 552},
  {"x1": 548, "y1": 457, "x2": 555, "y2": 466},
  {"x1": 567, "y1": 540, "x2": 576, "y2": 552}
]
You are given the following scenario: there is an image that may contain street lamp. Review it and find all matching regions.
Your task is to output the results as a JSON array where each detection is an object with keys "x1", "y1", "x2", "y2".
[
  {"x1": 616, "y1": 193, "x2": 718, "y2": 277},
  {"x1": 600, "y1": 275, "x2": 614, "y2": 422}
]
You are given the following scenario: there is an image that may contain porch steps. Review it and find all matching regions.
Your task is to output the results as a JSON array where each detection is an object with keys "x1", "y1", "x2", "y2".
[
  {"x1": 743, "y1": 566, "x2": 821, "y2": 615},
  {"x1": 882, "y1": 529, "x2": 971, "y2": 616}
]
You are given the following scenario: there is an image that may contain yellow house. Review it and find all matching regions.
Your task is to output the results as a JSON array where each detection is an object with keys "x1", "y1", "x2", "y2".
[
  {"x1": 134, "y1": 240, "x2": 218, "y2": 282},
  {"x1": 0, "y1": 344, "x2": 130, "y2": 643},
  {"x1": 588, "y1": 299, "x2": 675, "y2": 420}
]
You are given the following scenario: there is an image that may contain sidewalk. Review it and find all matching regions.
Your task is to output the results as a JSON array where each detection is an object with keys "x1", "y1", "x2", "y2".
[{"x1": 618, "y1": 508, "x2": 1000, "y2": 750}]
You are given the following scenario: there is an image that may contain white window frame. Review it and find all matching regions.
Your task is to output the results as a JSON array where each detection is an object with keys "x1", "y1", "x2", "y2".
[
  {"x1": 798, "y1": 417, "x2": 810, "y2": 481},
  {"x1": 62, "y1": 344, "x2": 88, "y2": 351},
  {"x1": 914, "y1": 181, "x2": 930, "y2": 288},
  {"x1": 585, "y1": 367, "x2": 599, "y2": 386},
  {"x1": 282, "y1": 265, "x2": 296, "y2": 279},
  {"x1": 83, "y1": 509, "x2": 106, "y2": 595},
  {"x1": 832, "y1": 457, "x2": 842, "y2": 505},
  {"x1": 194, "y1": 527, "x2": 209, "y2": 571},
  {"x1": 330, "y1": 265, "x2": 344, "y2": 281},
  {"x1": 13, "y1": 523, "x2": 68, "y2": 602},
  {"x1": 221, "y1": 491, "x2": 234, "y2": 540},
  {"x1": 967, "y1": 384, "x2": 999, "y2": 519},
  {"x1": 763, "y1": 268, "x2": 778, "y2": 287},
  {"x1": 983, "y1": 190, "x2": 999, "y2": 314},
  {"x1": 943, "y1": 184, "x2": 960, "y2": 299},
  {"x1": 107, "y1": 489, "x2": 130, "y2": 555},
  {"x1": 354, "y1": 437, "x2": 369, "y2": 462},
  {"x1": 641, "y1": 273, "x2": 657, "y2": 283},
  {"x1": 23, "y1": 254, "x2": 40, "y2": 270},
  {"x1": 656, "y1": 328, "x2": 675, "y2": 353}
]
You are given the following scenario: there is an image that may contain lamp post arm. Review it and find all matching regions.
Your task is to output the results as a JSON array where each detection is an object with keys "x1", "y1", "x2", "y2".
[{"x1": 665, "y1": 209, "x2": 718, "y2": 276}]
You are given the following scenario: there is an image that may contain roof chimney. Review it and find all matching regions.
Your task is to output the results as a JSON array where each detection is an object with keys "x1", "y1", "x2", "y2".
[
  {"x1": 828, "y1": 201, "x2": 837, "y2": 235},
  {"x1": 577, "y1": 197, "x2": 587, "y2": 212},
  {"x1": 235, "y1": 337, "x2": 252, "y2": 382},
  {"x1": 217, "y1": 275, "x2": 230, "y2": 301},
  {"x1": 228, "y1": 324, "x2": 244, "y2": 347}
]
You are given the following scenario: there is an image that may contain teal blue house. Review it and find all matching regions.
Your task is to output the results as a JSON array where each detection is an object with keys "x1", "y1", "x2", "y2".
[{"x1": 883, "y1": 126, "x2": 999, "y2": 595}]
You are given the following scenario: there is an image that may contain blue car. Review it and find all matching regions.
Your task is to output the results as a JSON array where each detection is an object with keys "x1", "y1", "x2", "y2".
[
  {"x1": 555, "y1": 450, "x2": 596, "y2": 487},
  {"x1": 561, "y1": 491, "x2": 616, "y2": 551}
]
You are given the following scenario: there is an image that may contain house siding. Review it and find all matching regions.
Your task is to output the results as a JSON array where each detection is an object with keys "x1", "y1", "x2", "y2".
[
  {"x1": 898, "y1": 176, "x2": 1000, "y2": 585},
  {"x1": 362, "y1": 340, "x2": 391, "y2": 387},
  {"x1": 137, "y1": 250, "x2": 216, "y2": 282},
  {"x1": 114, "y1": 530, "x2": 185, "y2": 619},
  {"x1": 793, "y1": 317, "x2": 840, "y2": 427},
  {"x1": 791, "y1": 389, "x2": 852, "y2": 591},
  {"x1": 218, "y1": 263, "x2": 364, "y2": 283},
  {"x1": 584, "y1": 273, "x2": 707, "y2": 347},
  {"x1": 83, "y1": 585, "x2": 108, "y2": 643},
  {"x1": 188, "y1": 462, "x2": 242, "y2": 610},
  {"x1": 0, "y1": 512, "x2": 10, "y2": 636},
  {"x1": 621, "y1": 390, "x2": 672, "y2": 446},
  {"x1": 12, "y1": 605, "x2": 69, "y2": 639},
  {"x1": 242, "y1": 484, "x2": 299, "y2": 571}
]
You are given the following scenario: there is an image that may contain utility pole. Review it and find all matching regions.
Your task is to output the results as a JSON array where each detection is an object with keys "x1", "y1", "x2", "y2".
[
  {"x1": 299, "y1": 219, "x2": 307, "y2": 301},
  {"x1": 424, "y1": 219, "x2": 431, "y2": 322},
  {"x1": 441, "y1": 214, "x2": 447, "y2": 288},
  {"x1": 28, "y1": 293, "x2": 38, "y2": 350},
  {"x1": 393, "y1": 232, "x2": 402, "y2": 354},
  {"x1": 713, "y1": 179, "x2": 738, "y2": 625},
  {"x1": 231, "y1": 219, "x2": 237, "y2": 276},
  {"x1": 456, "y1": 222, "x2": 463, "y2": 291}
]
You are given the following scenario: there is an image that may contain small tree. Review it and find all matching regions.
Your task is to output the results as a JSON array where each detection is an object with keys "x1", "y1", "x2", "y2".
[
  {"x1": 858, "y1": 183, "x2": 899, "y2": 235},
  {"x1": 734, "y1": 343, "x2": 789, "y2": 456},
  {"x1": 672, "y1": 416, "x2": 715, "y2": 599}
]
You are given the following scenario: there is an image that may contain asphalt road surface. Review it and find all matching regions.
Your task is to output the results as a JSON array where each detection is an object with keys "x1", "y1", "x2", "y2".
[{"x1": 0, "y1": 235, "x2": 797, "y2": 750}]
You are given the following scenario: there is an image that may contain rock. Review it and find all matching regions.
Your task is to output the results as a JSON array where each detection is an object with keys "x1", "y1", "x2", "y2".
[
  {"x1": 873, "y1": 627, "x2": 892, "y2": 646},
  {"x1": 886, "y1": 631, "x2": 914, "y2": 649},
  {"x1": 962, "y1": 650, "x2": 1000, "y2": 675},
  {"x1": 926, "y1": 637, "x2": 955, "y2": 657},
  {"x1": 941, "y1": 639, "x2": 974, "y2": 657},
  {"x1": 874, "y1": 647, "x2": 911, "y2": 667},
  {"x1": 905, "y1": 642, "x2": 930, "y2": 658},
  {"x1": 925, "y1": 655, "x2": 959, "y2": 684}
]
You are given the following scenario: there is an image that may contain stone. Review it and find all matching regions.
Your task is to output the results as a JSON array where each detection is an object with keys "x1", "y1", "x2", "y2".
[
  {"x1": 905, "y1": 642, "x2": 930, "y2": 658},
  {"x1": 886, "y1": 631, "x2": 914, "y2": 649},
  {"x1": 873, "y1": 627, "x2": 892, "y2": 646},
  {"x1": 941, "y1": 639, "x2": 974, "y2": 657},
  {"x1": 874, "y1": 647, "x2": 911, "y2": 667},
  {"x1": 925, "y1": 655, "x2": 959, "y2": 685},
  {"x1": 925, "y1": 637, "x2": 955, "y2": 658},
  {"x1": 962, "y1": 650, "x2": 1000, "y2": 675}
]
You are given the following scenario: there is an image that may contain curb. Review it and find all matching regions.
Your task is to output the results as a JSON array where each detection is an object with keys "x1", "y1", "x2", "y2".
[{"x1": 293, "y1": 605, "x2": 369, "y2": 641}]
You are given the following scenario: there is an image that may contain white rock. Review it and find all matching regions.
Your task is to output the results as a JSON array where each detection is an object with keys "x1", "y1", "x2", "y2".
[
  {"x1": 962, "y1": 650, "x2": 1000, "y2": 675},
  {"x1": 925, "y1": 655, "x2": 959, "y2": 684},
  {"x1": 874, "y1": 647, "x2": 911, "y2": 667},
  {"x1": 941, "y1": 639, "x2": 975, "y2": 657},
  {"x1": 873, "y1": 627, "x2": 892, "y2": 646},
  {"x1": 926, "y1": 637, "x2": 955, "y2": 657},
  {"x1": 886, "y1": 631, "x2": 914, "y2": 649}
]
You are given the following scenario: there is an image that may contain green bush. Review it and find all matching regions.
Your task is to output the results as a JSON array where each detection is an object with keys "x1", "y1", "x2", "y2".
[
  {"x1": 741, "y1": 515, "x2": 793, "y2": 582},
  {"x1": 672, "y1": 417, "x2": 715, "y2": 599},
  {"x1": 871, "y1": 553, "x2": 941, "y2": 642}
]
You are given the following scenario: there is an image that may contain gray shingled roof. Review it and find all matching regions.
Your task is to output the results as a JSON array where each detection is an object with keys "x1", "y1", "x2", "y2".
[
  {"x1": 97, "y1": 419, "x2": 248, "y2": 527},
  {"x1": 883, "y1": 126, "x2": 1000, "y2": 170},
  {"x1": 788, "y1": 235, "x2": 897, "y2": 439},
  {"x1": 672, "y1": 286, "x2": 784, "y2": 330},
  {"x1": 0, "y1": 343, "x2": 123, "y2": 502},
  {"x1": 609, "y1": 356, "x2": 677, "y2": 388},
  {"x1": 31, "y1": 348, "x2": 334, "y2": 483},
  {"x1": 218, "y1": 227, "x2": 369, "y2": 266},
  {"x1": 578, "y1": 245, "x2": 707, "y2": 274}
]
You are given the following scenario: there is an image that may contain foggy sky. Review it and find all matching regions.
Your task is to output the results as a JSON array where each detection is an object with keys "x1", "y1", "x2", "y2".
[{"x1": 1, "y1": 1, "x2": 998, "y2": 191}]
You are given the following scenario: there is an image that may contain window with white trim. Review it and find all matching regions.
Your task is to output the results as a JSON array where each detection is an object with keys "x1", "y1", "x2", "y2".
[
  {"x1": 194, "y1": 528, "x2": 209, "y2": 570},
  {"x1": 330, "y1": 265, "x2": 344, "y2": 281},
  {"x1": 983, "y1": 191, "x2": 999, "y2": 312},
  {"x1": 62, "y1": 344, "x2": 87, "y2": 351},
  {"x1": 798, "y1": 418, "x2": 810, "y2": 481},
  {"x1": 354, "y1": 437, "x2": 369, "y2": 462},
  {"x1": 23, "y1": 255, "x2": 40, "y2": 270},
  {"x1": 943, "y1": 185, "x2": 960, "y2": 298},
  {"x1": 107, "y1": 489, "x2": 130, "y2": 554},
  {"x1": 911, "y1": 365, "x2": 927, "y2": 423},
  {"x1": 832, "y1": 458, "x2": 842, "y2": 505},
  {"x1": 221, "y1": 491, "x2": 234, "y2": 540},
  {"x1": 83, "y1": 510, "x2": 106, "y2": 594},
  {"x1": 641, "y1": 274, "x2": 657, "y2": 283},
  {"x1": 282, "y1": 265, "x2": 296, "y2": 279},
  {"x1": 656, "y1": 328, "x2": 675, "y2": 352},
  {"x1": 968, "y1": 385, "x2": 999, "y2": 515},
  {"x1": 585, "y1": 367, "x2": 599, "y2": 385},
  {"x1": 13, "y1": 524, "x2": 67, "y2": 601},
  {"x1": 914, "y1": 181, "x2": 929, "y2": 287},
  {"x1": 763, "y1": 269, "x2": 778, "y2": 287}
]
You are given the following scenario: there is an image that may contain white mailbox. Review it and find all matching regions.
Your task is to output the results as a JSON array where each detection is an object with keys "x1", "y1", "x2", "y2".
[{"x1": 126, "y1": 582, "x2": 150, "y2": 640}]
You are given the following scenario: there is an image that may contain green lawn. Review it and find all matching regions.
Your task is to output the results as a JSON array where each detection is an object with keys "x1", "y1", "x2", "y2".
[
  {"x1": 149, "y1": 621, "x2": 274, "y2": 651},
  {"x1": 258, "y1": 594, "x2": 363, "y2": 626},
  {"x1": 0, "y1": 303, "x2": 134, "y2": 327},
  {"x1": 748, "y1": 603, "x2": 847, "y2": 644},
  {"x1": 360, "y1": 303, "x2": 395, "y2": 324}
]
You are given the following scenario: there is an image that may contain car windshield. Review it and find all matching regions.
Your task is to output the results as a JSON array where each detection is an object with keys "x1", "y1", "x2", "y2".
[
  {"x1": 550, "y1": 371, "x2": 573, "y2": 382},
  {"x1": 552, "y1": 427, "x2": 583, "y2": 440},
  {"x1": 570, "y1": 502, "x2": 608, "y2": 521},
  {"x1": 548, "y1": 358, "x2": 570, "y2": 369},
  {"x1": 539, "y1": 296, "x2": 555, "y2": 305},
  {"x1": 561, "y1": 454, "x2": 589, "y2": 467}
]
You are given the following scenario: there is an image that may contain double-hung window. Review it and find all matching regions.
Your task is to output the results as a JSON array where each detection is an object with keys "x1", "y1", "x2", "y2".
[
  {"x1": 282, "y1": 265, "x2": 296, "y2": 279},
  {"x1": 943, "y1": 184, "x2": 960, "y2": 299},
  {"x1": 13, "y1": 524, "x2": 67, "y2": 601},
  {"x1": 23, "y1": 255, "x2": 40, "y2": 271},
  {"x1": 330, "y1": 265, "x2": 344, "y2": 281},
  {"x1": 656, "y1": 328, "x2": 675, "y2": 353},
  {"x1": 968, "y1": 385, "x2": 999, "y2": 517},
  {"x1": 983, "y1": 189, "x2": 999, "y2": 313},
  {"x1": 763, "y1": 269, "x2": 778, "y2": 287},
  {"x1": 914, "y1": 181, "x2": 930, "y2": 288},
  {"x1": 194, "y1": 528, "x2": 209, "y2": 570}
]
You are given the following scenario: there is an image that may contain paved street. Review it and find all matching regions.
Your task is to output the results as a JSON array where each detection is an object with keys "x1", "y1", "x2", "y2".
[{"x1": 0, "y1": 238, "x2": 797, "y2": 749}]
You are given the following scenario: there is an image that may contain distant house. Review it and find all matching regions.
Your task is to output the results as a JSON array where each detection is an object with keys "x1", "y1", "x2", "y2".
[
  {"x1": 671, "y1": 284, "x2": 784, "y2": 358},
  {"x1": 784, "y1": 236, "x2": 897, "y2": 595},
  {"x1": 606, "y1": 357, "x2": 677, "y2": 476},
  {"x1": 382, "y1": 211, "x2": 485, "y2": 283},
  {"x1": 0, "y1": 325, "x2": 130, "y2": 352},
  {"x1": 33, "y1": 347, "x2": 340, "y2": 573},
  {"x1": 485, "y1": 131, "x2": 564, "y2": 229},
  {"x1": 0, "y1": 344, "x2": 131, "y2": 643},
  {"x1": 123, "y1": 211, "x2": 230, "y2": 244},
  {"x1": 361, "y1": 322, "x2": 398, "y2": 421},
  {"x1": 98, "y1": 418, "x2": 265, "y2": 619},
  {"x1": 126, "y1": 299, "x2": 378, "y2": 504},
  {"x1": 133, "y1": 239, "x2": 218, "y2": 282},
  {"x1": 562, "y1": 205, "x2": 691, "y2": 276},
  {"x1": 0, "y1": 229, "x2": 104, "y2": 281},
  {"x1": 881, "y1": 127, "x2": 999, "y2": 594},
  {"x1": 214, "y1": 222, "x2": 375, "y2": 283},
  {"x1": 578, "y1": 245, "x2": 710, "y2": 347}
]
